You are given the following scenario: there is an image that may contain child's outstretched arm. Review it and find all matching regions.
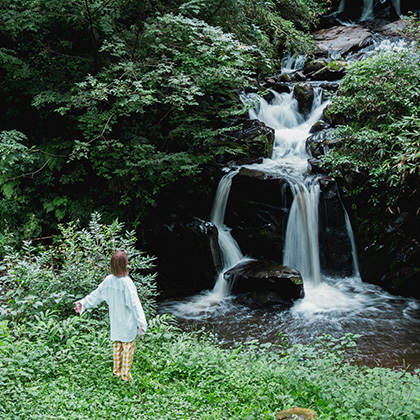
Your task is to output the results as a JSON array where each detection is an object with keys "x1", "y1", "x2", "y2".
[
  {"x1": 74, "y1": 302, "x2": 83, "y2": 313},
  {"x1": 73, "y1": 281, "x2": 105, "y2": 315}
]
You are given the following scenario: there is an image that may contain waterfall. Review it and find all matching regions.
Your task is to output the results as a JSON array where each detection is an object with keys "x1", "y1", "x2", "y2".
[
  {"x1": 283, "y1": 182, "x2": 321, "y2": 284},
  {"x1": 360, "y1": 0, "x2": 374, "y2": 21},
  {"x1": 243, "y1": 86, "x2": 374, "y2": 315},
  {"x1": 392, "y1": 0, "x2": 401, "y2": 16},
  {"x1": 160, "y1": 8, "x2": 420, "y2": 370},
  {"x1": 209, "y1": 170, "x2": 243, "y2": 296},
  {"x1": 335, "y1": 183, "x2": 361, "y2": 277},
  {"x1": 167, "y1": 83, "x2": 360, "y2": 317},
  {"x1": 336, "y1": 0, "x2": 401, "y2": 21},
  {"x1": 281, "y1": 53, "x2": 307, "y2": 73},
  {"x1": 344, "y1": 210, "x2": 360, "y2": 277},
  {"x1": 245, "y1": 87, "x2": 328, "y2": 288},
  {"x1": 160, "y1": 170, "x2": 246, "y2": 317}
]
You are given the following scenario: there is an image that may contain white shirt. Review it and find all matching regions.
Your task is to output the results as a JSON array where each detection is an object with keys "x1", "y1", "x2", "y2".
[{"x1": 79, "y1": 274, "x2": 147, "y2": 342}]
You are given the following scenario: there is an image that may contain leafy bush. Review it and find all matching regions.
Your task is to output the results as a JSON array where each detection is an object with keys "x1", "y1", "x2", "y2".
[
  {"x1": 322, "y1": 48, "x2": 420, "y2": 209},
  {"x1": 0, "y1": 0, "x2": 330, "y2": 241},
  {"x1": 327, "y1": 49, "x2": 420, "y2": 127},
  {"x1": 0, "y1": 212, "x2": 157, "y2": 324},
  {"x1": 399, "y1": 13, "x2": 420, "y2": 44},
  {"x1": 178, "y1": 0, "x2": 328, "y2": 57}
]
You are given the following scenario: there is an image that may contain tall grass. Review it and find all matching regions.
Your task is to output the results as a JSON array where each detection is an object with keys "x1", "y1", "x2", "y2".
[{"x1": 1, "y1": 215, "x2": 420, "y2": 419}]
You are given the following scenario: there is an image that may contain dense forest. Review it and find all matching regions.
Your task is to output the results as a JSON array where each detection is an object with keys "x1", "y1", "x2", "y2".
[
  {"x1": 2, "y1": 1, "x2": 420, "y2": 418},
  {"x1": 0, "y1": 0, "x2": 327, "y2": 244}
]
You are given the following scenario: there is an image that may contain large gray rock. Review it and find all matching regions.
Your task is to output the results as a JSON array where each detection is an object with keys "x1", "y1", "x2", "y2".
[
  {"x1": 224, "y1": 259, "x2": 303, "y2": 307},
  {"x1": 313, "y1": 25, "x2": 373, "y2": 58}
]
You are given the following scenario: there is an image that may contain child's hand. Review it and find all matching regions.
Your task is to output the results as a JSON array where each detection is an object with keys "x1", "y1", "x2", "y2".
[{"x1": 74, "y1": 302, "x2": 82, "y2": 314}]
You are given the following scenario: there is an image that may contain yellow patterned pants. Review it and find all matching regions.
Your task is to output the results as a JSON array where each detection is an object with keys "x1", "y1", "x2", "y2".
[{"x1": 113, "y1": 340, "x2": 136, "y2": 381}]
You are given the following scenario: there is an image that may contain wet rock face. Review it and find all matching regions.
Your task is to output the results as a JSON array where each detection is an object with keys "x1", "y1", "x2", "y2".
[
  {"x1": 318, "y1": 177, "x2": 355, "y2": 277},
  {"x1": 293, "y1": 83, "x2": 314, "y2": 116},
  {"x1": 216, "y1": 118, "x2": 275, "y2": 166},
  {"x1": 224, "y1": 166, "x2": 356, "y2": 277},
  {"x1": 146, "y1": 217, "x2": 221, "y2": 296},
  {"x1": 225, "y1": 167, "x2": 293, "y2": 262},
  {"x1": 312, "y1": 25, "x2": 373, "y2": 58},
  {"x1": 224, "y1": 259, "x2": 304, "y2": 307},
  {"x1": 359, "y1": 218, "x2": 420, "y2": 299},
  {"x1": 319, "y1": 0, "x2": 417, "y2": 26}
]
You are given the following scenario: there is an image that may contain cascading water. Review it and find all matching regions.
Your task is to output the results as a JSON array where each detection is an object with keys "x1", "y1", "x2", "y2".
[
  {"x1": 209, "y1": 170, "x2": 244, "y2": 296},
  {"x1": 336, "y1": 185, "x2": 361, "y2": 277},
  {"x1": 162, "y1": 170, "x2": 248, "y2": 318},
  {"x1": 283, "y1": 182, "x2": 321, "y2": 285},
  {"x1": 360, "y1": 0, "x2": 375, "y2": 21},
  {"x1": 335, "y1": 0, "x2": 401, "y2": 22},
  {"x1": 161, "y1": 35, "x2": 420, "y2": 368},
  {"x1": 243, "y1": 88, "x2": 328, "y2": 287},
  {"x1": 243, "y1": 87, "x2": 368, "y2": 314}
]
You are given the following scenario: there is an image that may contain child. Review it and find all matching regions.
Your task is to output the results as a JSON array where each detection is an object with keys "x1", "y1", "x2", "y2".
[{"x1": 74, "y1": 250, "x2": 147, "y2": 382}]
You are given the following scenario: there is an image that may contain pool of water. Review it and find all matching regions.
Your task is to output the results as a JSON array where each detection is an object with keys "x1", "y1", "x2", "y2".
[{"x1": 160, "y1": 275, "x2": 420, "y2": 370}]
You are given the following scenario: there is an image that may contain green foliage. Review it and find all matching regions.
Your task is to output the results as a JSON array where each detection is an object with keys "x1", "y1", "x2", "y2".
[
  {"x1": 0, "y1": 212, "x2": 157, "y2": 324},
  {"x1": 41, "y1": 12, "x2": 265, "y2": 150},
  {"x1": 0, "y1": 0, "x2": 331, "y2": 240},
  {"x1": 0, "y1": 130, "x2": 34, "y2": 198},
  {"x1": 178, "y1": 0, "x2": 328, "y2": 58},
  {"x1": 323, "y1": 48, "x2": 420, "y2": 210},
  {"x1": 399, "y1": 13, "x2": 420, "y2": 44},
  {"x1": 328, "y1": 49, "x2": 420, "y2": 127},
  {"x1": 1, "y1": 313, "x2": 420, "y2": 419}
]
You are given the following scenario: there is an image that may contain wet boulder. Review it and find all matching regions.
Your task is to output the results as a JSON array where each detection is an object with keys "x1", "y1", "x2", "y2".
[
  {"x1": 309, "y1": 120, "x2": 330, "y2": 134},
  {"x1": 224, "y1": 259, "x2": 303, "y2": 307},
  {"x1": 260, "y1": 76, "x2": 292, "y2": 95},
  {"x1": 216, "y1": 118, "x2": 275, "y2": 166},
  {"x1": 306, "y1": 128, "x2": 335, "y2": 158},
  {"x1": 279, "y1": 73, "x2": 292, "y2": 83},
  {"x1": 319, "y1": 81, "x2": 340, "y2": 92},
  {"x1": 302, "y1": 58, "x2": 347, "y2": 81},
  {"x1": 310, "y1": 60, "x2": 347, "y2": 81},
  {"x1": 302, "y1": 59, "x2": 328, "y2": 76},
  {"x1": 293, "y1": 82, "x2": 315, "y2": 116},
  {"x1": 292, "y1": 71, "x2": 307, "y2": 82}
]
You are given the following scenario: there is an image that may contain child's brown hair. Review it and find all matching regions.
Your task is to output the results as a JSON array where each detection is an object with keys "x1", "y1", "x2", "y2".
[{"x1": 110, "y1": 250, "x2": 128, "y2": 277}]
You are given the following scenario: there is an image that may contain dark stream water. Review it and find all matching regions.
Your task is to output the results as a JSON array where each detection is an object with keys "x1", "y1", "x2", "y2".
[{"x1": 160, "y1": 275, "x2": 420, "y2": 370}]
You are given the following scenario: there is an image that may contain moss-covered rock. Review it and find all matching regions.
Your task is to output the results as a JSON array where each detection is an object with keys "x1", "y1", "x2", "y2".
[
  {"x1": 215, "y1": 118, "x2": 275, "y2": 165},
  {"x1": 311, "y1": 61, "x2": 346, "y2": 81},
  {"x1": 302, "y1": 59, "x2": 328, "y2": 76},
  {"x1": 293, "y1": 82, "x2": 314, "y2": 116}
]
